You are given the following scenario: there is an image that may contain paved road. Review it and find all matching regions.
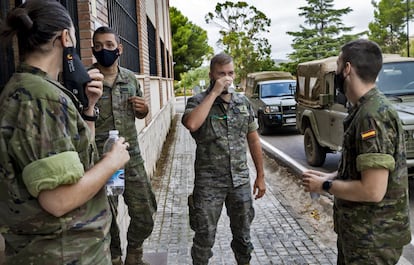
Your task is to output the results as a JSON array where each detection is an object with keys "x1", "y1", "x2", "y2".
[{"x1": 260, "y1": 130, "x2": 340, "y2": 173}]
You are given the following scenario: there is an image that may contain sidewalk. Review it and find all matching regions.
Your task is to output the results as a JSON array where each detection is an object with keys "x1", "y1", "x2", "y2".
[{"x1": 141, "y1": 114, "x2": 337, "y2": 265}]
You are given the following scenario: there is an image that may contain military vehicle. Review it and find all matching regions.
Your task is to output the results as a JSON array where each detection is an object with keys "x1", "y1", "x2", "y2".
[
  {"x1": 295, "y1": 54, "x2": 414, "y2": 176},
  {"x1": 245, "y1": 71, "x2": 297, "y2": 135}
]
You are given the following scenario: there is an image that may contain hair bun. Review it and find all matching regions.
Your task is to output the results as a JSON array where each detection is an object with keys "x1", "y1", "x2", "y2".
[{"x1": 9, "y1": 7, "x2": 33, "y2": 31}]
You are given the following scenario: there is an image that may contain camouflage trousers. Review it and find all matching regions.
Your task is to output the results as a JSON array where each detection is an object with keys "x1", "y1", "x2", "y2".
[
  {"x1": 336, "y1": 232, "x2": 403, "y2": 265},
  {"x1": 189, "y1": 181, "x2": 255, "y2": 265},
  {"x1": 109, "y1": 161, "x2": 157, "y2": 258}
]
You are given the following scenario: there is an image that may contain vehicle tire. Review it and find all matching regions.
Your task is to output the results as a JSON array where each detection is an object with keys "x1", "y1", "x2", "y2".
[
  {"x1": 304, "y1": 127, "x2": 326, "y2": 167},
  {"x1": 258, "y1": 113, "x2": 270, "y2": 135}
]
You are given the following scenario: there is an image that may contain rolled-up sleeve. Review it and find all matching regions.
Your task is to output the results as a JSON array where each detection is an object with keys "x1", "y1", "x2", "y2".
[
  {"x1": 356, "y1": 153, "x2": 395, "y2": 172},
  {"x1": 22, "y1": 151, "x2": 84, "y2": 197}
]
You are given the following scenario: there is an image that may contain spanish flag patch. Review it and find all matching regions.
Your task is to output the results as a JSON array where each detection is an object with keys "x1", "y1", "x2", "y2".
[{"x1": 361, "y1": 129, "x2": 376, "y2": 140}]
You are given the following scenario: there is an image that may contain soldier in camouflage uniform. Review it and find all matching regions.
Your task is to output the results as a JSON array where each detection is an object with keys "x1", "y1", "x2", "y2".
[
  {"x1": 182, "y1": 53, "x2": 266, "y2": 265},
  {"x1": 91, "y1": 26, "x2": 157, "y2": 265},
  {"x1": 302, "y1": 39, "x2": 411, "y2": 264},
  {"x1": 0, "y1": 1, "x2": 130, "y2": 264}
]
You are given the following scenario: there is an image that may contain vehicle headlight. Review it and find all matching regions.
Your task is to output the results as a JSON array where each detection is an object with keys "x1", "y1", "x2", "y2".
[{"x1": 264, "y1": 105, "x2": 279, "y2": 113}]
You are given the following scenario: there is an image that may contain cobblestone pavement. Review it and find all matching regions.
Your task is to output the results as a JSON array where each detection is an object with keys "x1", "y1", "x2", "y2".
[{"x1": 143, "y1": 115, "x2": 337, "y2": 265}]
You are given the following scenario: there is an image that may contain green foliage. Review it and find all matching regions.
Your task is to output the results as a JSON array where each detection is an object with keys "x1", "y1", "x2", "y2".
[
  {"x1": 205, "y1": 1, "x2": 276, "y2": 83},
  {"x1": 170, "y1": 7, "x2": 214, "y2": 81},
  {"x1": 404, "y1": 39, "x2": 414, "y2": 56},
  {"x1": 180, "y1": 66, "x2": 209, "y2": 90},
  {"x1": 368, "y1": 0, "x2": 413, "y2": 54},
  {"x1": 175, "y1": 66, "x2": 210, "y2": 96},
  {"x1": 283, "y1": 0, "x2": 364, "y2": 74}
]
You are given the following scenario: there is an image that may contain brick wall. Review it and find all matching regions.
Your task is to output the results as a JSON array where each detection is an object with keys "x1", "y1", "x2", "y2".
[
  {"x1": 0, "y1": 1, "x2": 175, "y2": 260},
  {"x1": 77, "y1": 0, "x2": 109, "y2": 66},
  {"x1": 136, "y1": 0, "x2": 153, "y2": 124}
]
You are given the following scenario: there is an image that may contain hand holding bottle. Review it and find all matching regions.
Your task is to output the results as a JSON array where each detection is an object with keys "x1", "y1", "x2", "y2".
[
  {"x1": 212, "y1": 76, "x2": 234, "y2": 95},
  {"x1": 103, "y1": 136, "x2": 130, "y2": 166},
  {"x1": 103, "y1": 130, "x2": 130, "y2": 195}
]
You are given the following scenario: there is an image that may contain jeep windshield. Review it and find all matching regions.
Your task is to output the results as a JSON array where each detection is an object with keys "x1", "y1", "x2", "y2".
[
  {"x1": 377, "y1": 61, "x2": 414, "y2": 96},
  {"x1": 260, "y1": 81, "x2": 296, "y2": 98}
]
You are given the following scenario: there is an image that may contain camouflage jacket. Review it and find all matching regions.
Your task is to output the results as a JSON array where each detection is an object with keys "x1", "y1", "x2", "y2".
[
  {"x1": 336, "y1": 88, "x2": 411, "y2": 248},
  {"x1": 94, "y1": 65, "x2": 145, "y2": 178},
  {"x1": 183, "y1": 92, "x2": 258, "y2": 188},
  {"x1": 0, "y1": 64, "x2": 111, "y2": 264}
]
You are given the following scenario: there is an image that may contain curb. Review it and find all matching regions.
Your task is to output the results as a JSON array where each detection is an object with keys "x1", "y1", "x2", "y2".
[{"x1": 260, "y1": 138, "x2": 334, "y2": 210}]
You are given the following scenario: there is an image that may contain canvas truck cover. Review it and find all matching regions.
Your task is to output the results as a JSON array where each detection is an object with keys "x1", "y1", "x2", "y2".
[
  {"x1": 296, "y1": 54, "x2": 414, "y2": 108},
  {"x1": 296, "y1": 56, "x2": 337, "y2": 108},
  {"x1": 246, "y1": 71, "x2": 295, "y2": 97}
]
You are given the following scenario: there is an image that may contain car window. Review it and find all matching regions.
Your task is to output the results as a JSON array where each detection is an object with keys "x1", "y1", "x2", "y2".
[
  {"x1": 377, "y1": 62, "x2": 414, "y2": 95},
  {"x1": 260, "y1": 82, "x2": 296, "y2": 98}
]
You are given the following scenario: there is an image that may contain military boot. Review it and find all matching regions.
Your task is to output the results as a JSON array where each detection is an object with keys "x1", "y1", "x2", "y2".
[
  {"x1": 124, "y1": 247, "x2": 149, "y2": 265},
  {"x1": 111, "y1": 256, "x2": 124, "y2": 265}
]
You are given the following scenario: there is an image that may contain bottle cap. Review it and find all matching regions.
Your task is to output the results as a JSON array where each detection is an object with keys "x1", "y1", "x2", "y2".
[{"x1": 109, "y1": 130, "x2": 119, "y2": 136}]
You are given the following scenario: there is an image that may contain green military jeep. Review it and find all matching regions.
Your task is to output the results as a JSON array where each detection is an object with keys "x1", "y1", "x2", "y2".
[
  {"x1": 296, "y1": 55, "x2": 414, "y2": 175},
  {"x1": 245, "y1": 71, "x2": 297, "y2": 135}
]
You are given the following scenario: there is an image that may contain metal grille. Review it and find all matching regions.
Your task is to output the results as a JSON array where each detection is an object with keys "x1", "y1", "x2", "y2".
[
  {"x1": 160, "y1": 40, "x2": 166, "y2": 77},
  {"x1": 0, "y1": 1, "x2": 14, "y2": 91},
  {"x1": 282, "y1": 105, "x2": 296, "y2": 114},
  {"x1": 167, "y1": 50, "x2": 171, "y2": 78},
  {"x1": 404, "y1": 130, "x2": 414, "y2": 159},
  {"x1": 108, "y1": 0, "x2": 140, "y2": 73},
  {"x1": 59, "y1": 0, "x2": 81, "y2": 56},
  {"x1": 147, "y1": 16, "x2": 157, "y2": 76}
]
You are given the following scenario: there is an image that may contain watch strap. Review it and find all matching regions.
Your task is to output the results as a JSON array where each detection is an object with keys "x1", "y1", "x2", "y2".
[
  {"x1": 81, "y1": 106, "x2": 99, "y2": 121},
  {"x1": 82, "y1": 113, "x2": 98, "y2": 121},
  {"x1": 322, "y1": 180, "x2": 333, "y2": 192}
]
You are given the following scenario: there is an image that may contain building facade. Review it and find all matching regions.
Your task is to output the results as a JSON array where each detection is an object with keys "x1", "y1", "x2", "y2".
[
  {"x1": 0, "y1": 0, "x2": 175, "y2": 179},
  {"x1": 0, "y1": 0, "x2": 175, "y2": 258}
]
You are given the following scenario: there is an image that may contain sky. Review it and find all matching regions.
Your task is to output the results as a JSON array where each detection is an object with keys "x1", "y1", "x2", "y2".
[{"x1": 169, "y1": 0, "x2": 376, "y2": 60}]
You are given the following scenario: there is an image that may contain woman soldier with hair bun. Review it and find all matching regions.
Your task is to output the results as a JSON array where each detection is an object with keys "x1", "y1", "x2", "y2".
[{"x1": 0, "y1": 1, "x2": 130, "y2": 264}]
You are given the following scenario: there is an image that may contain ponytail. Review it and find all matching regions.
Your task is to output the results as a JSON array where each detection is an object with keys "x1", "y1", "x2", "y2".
[{"x1": 0, "y1": 0, "x2": 72, "y2": 57}]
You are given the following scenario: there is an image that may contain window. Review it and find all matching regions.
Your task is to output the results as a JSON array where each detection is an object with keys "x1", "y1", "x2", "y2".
[
  {"x1": 59, "y1": 0, "x2": 81, "y2": 55},
  {"x1": 0, "y1": 1, "x2": 14, "y2": 90},
  {"x1": 147, "y1": 17, "x2": 157, "y2": 76},
  {"x1": 160, "y1": 40, "x2": 166, "y2": 77},
  {"x1": 108, "y1": 0, "x2": 140, "y2": 73}
]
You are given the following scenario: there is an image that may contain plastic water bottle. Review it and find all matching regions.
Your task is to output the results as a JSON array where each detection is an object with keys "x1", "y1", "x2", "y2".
[
  {"x1": 227, "y1": 82, "x2": 235, "y2": 94},
  {"x1": 103, "y1": 130, "x2": 125, "y2": 196}
]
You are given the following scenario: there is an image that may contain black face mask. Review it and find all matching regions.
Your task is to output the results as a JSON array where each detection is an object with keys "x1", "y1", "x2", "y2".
[
  {"x1": 93, "y1": 48, "x2": 119, "y2": 67},
  {"x1": 334, "y1": 69, "x2": 346, "y2": 95},
  {"x1": 62, "y1": 46, "x2": 91, "y2": 108}
]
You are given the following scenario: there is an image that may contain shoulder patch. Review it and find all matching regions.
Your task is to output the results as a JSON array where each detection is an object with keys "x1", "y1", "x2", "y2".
[{"x1": 361, "y1": 129, "x2": 376, "y2": 140}]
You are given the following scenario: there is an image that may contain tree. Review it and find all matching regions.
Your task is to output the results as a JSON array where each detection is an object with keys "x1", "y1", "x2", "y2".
[
  {"x1": 205, "y1": 1, "x2": 276, "y2": 86},
  {"x1": 170, "y1": 7, "x2": 213, "y2": 81},
  {"x1": 368, "y1": 0, "x2": 413, "y2": 55},
  {"x1": 176, "y1": 66, "x2": 210, "y2": 96},
  {"x1": 283, "y1": 0, "x2": 364, "y2": 74}
]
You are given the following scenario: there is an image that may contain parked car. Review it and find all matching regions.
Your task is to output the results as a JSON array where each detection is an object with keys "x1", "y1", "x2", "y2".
[
  {"x1": 245, "y1": 71, "x2": 297, "y2": 135},
  {"x1": 295, "y1": 54, "x2": 414, "y2": 177}
]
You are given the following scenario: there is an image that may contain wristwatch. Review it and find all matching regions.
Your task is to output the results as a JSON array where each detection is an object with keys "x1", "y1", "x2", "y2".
[
  {"x1": 322, "y1": 180, "x2": 333, "y2": 193},
  {"x1": 82, "y1": 106, "x2": 100, "y2": 121}
]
